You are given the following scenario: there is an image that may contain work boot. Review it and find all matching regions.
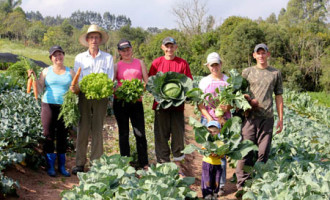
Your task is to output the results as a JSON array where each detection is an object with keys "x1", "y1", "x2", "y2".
[
  {"x1": 46, "y1": 153, "x2": 56, "y2": 177},
  {"x1": 58, "y1": 153, "x2": 70, "y2": 177},
  {"x1": 72, "y1": 166, "x2": 84, "y2": 175}
]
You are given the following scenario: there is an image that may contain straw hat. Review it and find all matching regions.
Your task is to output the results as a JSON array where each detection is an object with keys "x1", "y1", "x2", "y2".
[{"x1": 79, "y1": 24, "x2": 109, "y2": 47}]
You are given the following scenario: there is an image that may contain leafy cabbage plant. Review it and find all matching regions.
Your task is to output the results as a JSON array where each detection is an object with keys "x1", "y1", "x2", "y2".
[
  {"x1": 204, "y1": 69, "x2": 251, "y2": 117},
  {"x1": 146, "y1": 71, "x2": 202, "y2": 110},
  {"x1": 80, "y1": 73, "x2": 114, "y2": 100},
  {"x1": 115, "y1": 79, "x2": 144, "y2": 103},
  {"x1": 182, "y1": 116, "x2": 258, "y2": 160}
]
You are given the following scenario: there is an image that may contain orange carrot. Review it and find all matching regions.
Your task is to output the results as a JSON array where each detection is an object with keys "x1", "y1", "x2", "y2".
[
  {"x1": 27, "y1": 77, "x2": 33, "y2": 93},
  {"x1": 31, "y1": 76, "x2": 38, "y2": 100},
  {"x1": 71, "y1": 67, "x2": 81, "y2": 86}
]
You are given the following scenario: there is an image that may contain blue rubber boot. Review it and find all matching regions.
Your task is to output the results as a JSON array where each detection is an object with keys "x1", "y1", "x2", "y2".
[
  {"x1": 58, "y1": 153, "x2": 71, "y2": 177},
  {"x1": 46, "y1": 153, "x2": 56, "y2": 177}
]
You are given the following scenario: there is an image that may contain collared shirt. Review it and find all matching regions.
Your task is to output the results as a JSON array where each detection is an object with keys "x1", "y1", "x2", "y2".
[{"x1": 74, "y1": 49, "x2": 114, "y2": 82}]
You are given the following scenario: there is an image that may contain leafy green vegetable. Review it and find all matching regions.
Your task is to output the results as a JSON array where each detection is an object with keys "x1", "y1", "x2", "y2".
[
  {"x1": 61, "y1": 154, "x2": 196, "y2": 199},
  {"x1": 162, "y1": 82, "x2": 182, "y2": 98},
  {"x1": 146, "y1": 71, "x2": 199, "y2": 109},
  {"x1": 0, "y1": 89, "x2": 44, "y2": 195},
  {"x1": 182, "y1": 116, "x2": 258, "y2": 159},
  {"x1": 58, "y1": 91, "x2": 80, "y2": 128},
  {"x1": 5, "y1": 56, "x2": 41, "y2": 87},
  {"x1": 115, "y1": 79, "x2": 144, "y2": 103},
  {"x1": 204, "y1": 69, "x2": 251, "y2": 117},
  {"x1": 79, "y1": 73, "x2": 114, "y2": 100}
]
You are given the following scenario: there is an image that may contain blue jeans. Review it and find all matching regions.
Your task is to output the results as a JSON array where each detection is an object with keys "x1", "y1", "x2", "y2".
[{"x1": 201, "y1": 116, "x2": 226, "y2": 188}]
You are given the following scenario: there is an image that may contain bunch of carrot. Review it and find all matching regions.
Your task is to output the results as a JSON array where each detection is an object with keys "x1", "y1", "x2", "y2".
[{"x1": 26, "y1": 72, "x2": 38, "y2": 100}]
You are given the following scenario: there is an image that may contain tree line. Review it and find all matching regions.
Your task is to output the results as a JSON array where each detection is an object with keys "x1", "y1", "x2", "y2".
[{"x1": 0, "y1": 0, "x2": 329, "y2": 92}]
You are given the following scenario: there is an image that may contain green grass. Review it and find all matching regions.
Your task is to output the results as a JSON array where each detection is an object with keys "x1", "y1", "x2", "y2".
[
  {"x1": 0, "y1": 39, "x2": 75, "y2": 67},
  {"x1": 307, "y1": 92, "x2": 330, "y2": 107}
]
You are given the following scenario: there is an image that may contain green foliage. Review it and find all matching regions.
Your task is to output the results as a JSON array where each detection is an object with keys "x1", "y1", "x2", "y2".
[
  {"x1": 219, "y1": 18, "x2": 265, "y2": 72},
  {"x1": 283, "y1": 90, "x2": 330, "y2": 127},
  {"x1": 183, "y1": 116, "x2": 258, "y2": 160},
  {"x1": 58, "y1": 91, "x2": 80, "y2": 128},
  {"x1": 115, "y1": 79, "x2": 144, "y2": 103},
  {"x1": 80, "y1": 73, "x2": 114, "y2": 100},
  {"x1": 146, "y1": 71, "x2": 194, "y2": 109},
  {"x1": 61, "y1": 154, "x2": 196, "y2": 199},
  {"x1": 203, "y1": 69, "x2": 251, "y2": 117},
  {"x1": 6, "y1": 56, "x2": 40, "y2": 87},
  {"x1": 0, "y1": 89, "x2": 44, "y2": 195},
  {"x1": 242, "y1": 106, "x2": 330, "y2": 199},
  {"x1": 26, "y1": 21, "x2": 47, "y2": 44},
  {"x1": 139, "y1": 30, "x2": 186, "y2": 68},
  {"x1": 0, "y1": 73, "x2": 19, "y2": 92},
  {"x1": 307, "y1": 91, "x2": 330, "y2": 107}
]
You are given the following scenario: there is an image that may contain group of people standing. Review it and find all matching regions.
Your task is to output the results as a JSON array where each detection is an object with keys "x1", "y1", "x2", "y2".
[{"x1": 29, "y1": 24, "x2": 283, "y2": 199}]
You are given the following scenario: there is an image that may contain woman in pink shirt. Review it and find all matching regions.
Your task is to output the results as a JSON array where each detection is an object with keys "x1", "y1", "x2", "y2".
[
  {"x1": 198, "y1": 52, "x2": 231, "y2": 196},
  {"x1": 113, "y1": 39, "x2": 149, "y2": 169}
]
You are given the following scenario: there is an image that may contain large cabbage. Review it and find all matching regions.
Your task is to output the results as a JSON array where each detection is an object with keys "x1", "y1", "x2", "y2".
[
  {"x1": 162, "y1": 82, "x2": 181, "y2": 98},
  {"x1": 146, "y1": 71, "x2": 201, "y2": 109}
]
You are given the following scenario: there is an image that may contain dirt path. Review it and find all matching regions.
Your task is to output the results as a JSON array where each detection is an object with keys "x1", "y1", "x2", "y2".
[
  {"x1": 2, "y1": 105, "x2": 238, "y2": 200},
  {"x1": 182, "y1": 105, "x2": 238, "y2": 200}
]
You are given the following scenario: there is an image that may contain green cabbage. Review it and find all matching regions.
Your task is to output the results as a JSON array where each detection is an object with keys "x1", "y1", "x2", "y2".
[
  {"x1": 162, "y1": 82, "x2": 181, "y2": 98},
  {"x1": 146, "y1": 71, "x2": 198, "y2": 109}
]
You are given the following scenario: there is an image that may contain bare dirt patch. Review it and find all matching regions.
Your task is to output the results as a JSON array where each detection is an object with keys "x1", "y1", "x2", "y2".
[{"x1": 2, "y1": 105, "x2": 238, "y2": 200}]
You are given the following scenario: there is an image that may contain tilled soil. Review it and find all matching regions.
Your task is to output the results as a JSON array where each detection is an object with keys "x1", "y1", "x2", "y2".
[{"x1": 2, "y1": 105, "x2": 238, "y2": 200}]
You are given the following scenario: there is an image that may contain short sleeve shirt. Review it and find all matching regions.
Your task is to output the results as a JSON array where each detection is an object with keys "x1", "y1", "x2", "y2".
[
  {"x1": 74, "y1": 50, "x2": 114, "y2": 82},
  {"x1": 242, "y1": 66, "x2": 283, "y2": 119},
  {"x1": 148, "y1": 56, "x2": 193, "y2": 111}
]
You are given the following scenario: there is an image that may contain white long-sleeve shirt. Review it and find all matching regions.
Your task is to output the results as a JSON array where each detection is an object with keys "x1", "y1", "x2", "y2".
[{"x1": 74, "y1": 49, "x2": 114, "y2": 82}]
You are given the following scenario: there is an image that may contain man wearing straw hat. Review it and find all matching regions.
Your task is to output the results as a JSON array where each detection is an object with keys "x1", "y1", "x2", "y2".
[{"x1": 70, "y1": 24, "x2": 114, "y2": 175}]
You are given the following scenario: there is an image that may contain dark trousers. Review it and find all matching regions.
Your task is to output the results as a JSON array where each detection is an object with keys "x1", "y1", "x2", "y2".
[
  {"x1": 154, "y1": 110, "x2": 185, "y2": 163},
  {"x1": 113, "y1": 99, "x2": 148, "y2": 167},
  {"x1": 235, "y1": 117, "x2": 274, "y2": 189},
  {"x1": 201, "y1": 161, "x2": 222, "y2": 198},
  {"x1": 41, "y1": 102, "x2": 68, "y2": 154}
]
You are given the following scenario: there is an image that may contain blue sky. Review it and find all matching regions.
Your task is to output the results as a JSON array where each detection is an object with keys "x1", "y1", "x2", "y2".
[{"x1": 21, "y1": 0, "x2": 290, "y2": 29}]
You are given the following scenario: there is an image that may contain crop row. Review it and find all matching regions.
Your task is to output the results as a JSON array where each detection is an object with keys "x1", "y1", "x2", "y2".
[{"x1": 242, "y1": 105, "x2": 330, "y2": 199}]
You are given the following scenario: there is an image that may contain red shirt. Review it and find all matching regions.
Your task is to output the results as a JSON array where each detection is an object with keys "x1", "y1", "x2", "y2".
[{"x1": 148, "y1": 56, "x2": 193, "y2": 111}]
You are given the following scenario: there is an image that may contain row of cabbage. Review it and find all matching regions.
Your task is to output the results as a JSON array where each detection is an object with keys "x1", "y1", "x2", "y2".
[
  {"x1": 61, "y1": 154, "x2": 197, "y2": 200},
  {"x1": 283, "y1": 90, "x2": 330, "y2": 127},
  {"x1": 242, "y1": 95, "x2": 330, "y2": 199},
  {"x1": 0, "y1": 73, "x2": 44, "y2": 196}
]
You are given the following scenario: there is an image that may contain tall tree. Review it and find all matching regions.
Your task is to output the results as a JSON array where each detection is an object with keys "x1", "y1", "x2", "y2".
[
  {"x1": 0, "y1": 0, "x2": 21, "y2": 13},
  {"x1": 103, "y1": 12, "x2": 116, "y2": 30},
  {"x1": 172, "y1": 0, "x2": 211, "y2": 36},
  {"x1": 25, "y1": 11, "x2": 44, "y2": 21}
]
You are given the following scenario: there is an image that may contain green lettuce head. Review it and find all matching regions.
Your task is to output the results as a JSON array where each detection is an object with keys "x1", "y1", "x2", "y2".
[{"x1": 146, "y1": 71, "x2": 194, "y2": 109}]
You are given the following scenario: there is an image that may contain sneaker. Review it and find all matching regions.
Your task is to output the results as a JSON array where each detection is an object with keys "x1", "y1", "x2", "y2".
[
  {"x1": 218, "y1": 187, "x2": 225, "y2": 196},
  {"x1": 71, "y1": 166, "x2": 84, "y2": 175}
]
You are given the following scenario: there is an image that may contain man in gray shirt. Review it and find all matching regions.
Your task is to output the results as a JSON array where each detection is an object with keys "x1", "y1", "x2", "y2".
[{"x1": 235, "y1": 43, "x2": 284, "y2": 196}]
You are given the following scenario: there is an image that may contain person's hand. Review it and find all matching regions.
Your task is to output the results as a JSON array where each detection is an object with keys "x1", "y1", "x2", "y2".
[
  {"x1": 70, "y1": 84, "x2": 80, "y2": 94},
  {"x1": 217, "y1": 116, "x2": 226, "y2": 126},
  {"x1": 276, "y1": 120, "x2": 283, "y2": 134},
  {"x1": 219, "y1": 104, "x2": 233, "y2": 112},
  {"x1": 27, "y1": 69, "x2": 36, "y2": 78},
  {"x1": 243, "y1": 94, "x2": 251, "y2": 101},
  {"x1": 210, "y1": 153, "x2": 219, "y2": 157}
]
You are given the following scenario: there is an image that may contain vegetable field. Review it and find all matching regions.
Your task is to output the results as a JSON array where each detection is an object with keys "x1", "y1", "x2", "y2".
[{"x1": 0, "y1": 62, "x2": 329, "y2": 199}]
